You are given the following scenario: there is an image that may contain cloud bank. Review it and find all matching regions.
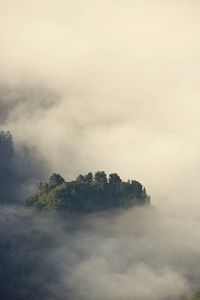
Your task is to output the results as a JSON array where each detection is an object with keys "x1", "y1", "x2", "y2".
[
  {"x1": 1, "y1": 205, "x2": 200, "y2": 300},
  {"x1": 0, "y1": 2, "x2": 200, "y2": 299},
  {"x1": 1, "y1": 1, "x2": 200, "y2": 207}
]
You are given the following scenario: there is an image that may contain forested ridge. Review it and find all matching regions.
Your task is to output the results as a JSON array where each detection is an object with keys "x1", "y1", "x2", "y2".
[
  {"x1": 1, "y1": 130, "x2": 200, "y2": 300},
  {"x1": 0, "y1": 130, "x2": 150, "y2": 210},
  {"x1": 26, "y1": 171, "x2": 150, "y2": 212}
]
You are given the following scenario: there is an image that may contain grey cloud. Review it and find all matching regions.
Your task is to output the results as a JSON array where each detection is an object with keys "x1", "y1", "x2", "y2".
[
  {"x1": 1, "y1": 206, "x2": 200, "y2": 300},
  {"x1": 0, "y1": 84, "x2": 58, "y2": 124},
  {"x1": 0, "y1": 1, "x2": 200, "y2": 299},
  {"x1": 1, "y1": 1, "x2": 200, "y2": 206}
]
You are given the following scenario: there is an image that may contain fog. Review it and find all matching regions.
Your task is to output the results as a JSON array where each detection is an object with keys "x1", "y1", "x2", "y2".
[
  {"x1": 0, "y1": 1, "x2": 200, "y2": 299},
  {"x1": 1, "y1": 205, "x2": 200, "y2": 300},
  {"x1": 1, "y1": 0, "x2": 200, "y2": 205}
]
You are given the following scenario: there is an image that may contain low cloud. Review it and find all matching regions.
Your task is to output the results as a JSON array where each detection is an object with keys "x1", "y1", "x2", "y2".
[
  {"x1": 1, "y1": 205, "x2": 200, "y2": 300},
  {"x1": 0, "y1": 2, "x2": 200, "y2": 299}
]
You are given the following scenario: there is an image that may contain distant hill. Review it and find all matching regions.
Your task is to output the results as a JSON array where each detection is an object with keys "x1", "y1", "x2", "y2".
[
  {"x1": 0, "y1": 129, "x2": 150, "y2": 210},
  {"x1": 26, "y1": 171, "x2": 150, "y2": 212},
  {"x1": 0, "y1": 130, "x2": 48, "y2": 203}
]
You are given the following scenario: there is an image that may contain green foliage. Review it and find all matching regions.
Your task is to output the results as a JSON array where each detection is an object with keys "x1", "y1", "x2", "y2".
[
  {"x1": 48, "y1": 173, "x2": 64, "y2": 188},
  {"x1": 84, "y1": 172, "x2": 93, "y2": 183},
  {"x1": 94, "y1": 171, "x2": 107, "y2": 185},
  {"x1": 26, "y1": 171, "x2": 150, "y2": 212}
]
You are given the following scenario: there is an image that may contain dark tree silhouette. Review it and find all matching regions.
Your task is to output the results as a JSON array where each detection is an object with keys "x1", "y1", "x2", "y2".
[
  {"x1": 26, "y1": 171, "x2": 150, "y2": 212},
  {"x1": 0, "y1": 130, "x2": 15, "y2": 202},
  {"x1": 0, "y1": 130, "x2": 48, "y2": 203},
  {"x1": 48, "y1": 173, "x2": 64, "y2": 188}
]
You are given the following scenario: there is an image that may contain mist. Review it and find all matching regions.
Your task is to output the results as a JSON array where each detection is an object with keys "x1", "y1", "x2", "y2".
[
  {"x1": 0, "y1": 1, "x2": 200, "y2": 299},
  {"x1": 1, "y1": 205, "x2": 200, "y2": 300},
  {"x1": 0, "y1": 1, "x2": 200, "y2": 205}
]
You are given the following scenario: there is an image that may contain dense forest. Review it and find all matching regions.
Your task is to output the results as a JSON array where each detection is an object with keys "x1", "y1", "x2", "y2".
[
  {"x1": 0, "y1": 130, "x2": 150, "y2": 211},
  {"x1": 0, "y1": 130, "x2": 48, "y2": 203},
  {"x1": 26, "y1": 172, "x2": 150, "y2": 212}
]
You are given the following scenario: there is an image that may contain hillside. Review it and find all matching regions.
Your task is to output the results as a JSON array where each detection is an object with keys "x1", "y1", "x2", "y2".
[{"x1": 26, "y1": 172, "x2": 150, "y2": 212}]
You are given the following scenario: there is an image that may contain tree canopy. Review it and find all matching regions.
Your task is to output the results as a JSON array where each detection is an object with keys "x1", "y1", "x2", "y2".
[
  {"x1": 0, "y1": 130, "x2": 13, "y2": 167},
  {"x1": 0, "y1": 130, "x2": 15, "y2": 201},
  {"x1": 26, "y1": 171, "x2": 150, "y2": 212}
]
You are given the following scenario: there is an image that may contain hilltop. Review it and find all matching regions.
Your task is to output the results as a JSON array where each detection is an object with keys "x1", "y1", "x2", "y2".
[{"x1": 26, "y1": 172, "x2": 150, "y2": 212}]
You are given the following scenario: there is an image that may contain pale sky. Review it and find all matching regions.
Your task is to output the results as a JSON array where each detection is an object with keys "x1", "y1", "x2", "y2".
[{"x1": 1, "y1": 1, "x2": 200, "y2": 208}]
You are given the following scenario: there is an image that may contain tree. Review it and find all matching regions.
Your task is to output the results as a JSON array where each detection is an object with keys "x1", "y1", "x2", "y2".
[
  {"x1": 131, "y1": 180, "x2": 143, "y2": 197},
  {"x1": 109, "y1": 173, "x2": 122, "y2": 194},
  {"x1": 94, "y1": 171, "x2": 107, "y2": 192},
  {"x1": 26, "y1": 171, "x2": 150, "y2": 212},
  {"x1": 84, "y1": 172, "x2": 93, "y2": 183},
  {"x1": 94, "y1": 171, "x2": 107, "y2": 185},
  {"x1": 108, "y1": 173, "x2": 122, "y2": 185},
  {"x1": 76, "y1": 174, "x2": 85, "y2": 183},
  {"x1": 0, "y1": 130, "x2": 14, "y2": 168},
  {"x1": 48, "y1": 173, "x2": 64, "y2": 188},
  {"x1": 0, "y1": 130, "x2": 15, "y2": 202}
]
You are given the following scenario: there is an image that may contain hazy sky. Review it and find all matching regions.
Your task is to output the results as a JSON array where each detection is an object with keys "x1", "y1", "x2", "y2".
[
  {"x1": 2, "y1": 3, "x2": 200, "y2": 300},
  {"x1": 1, "y1": 1, "x2": 200, "y2": 208}
]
